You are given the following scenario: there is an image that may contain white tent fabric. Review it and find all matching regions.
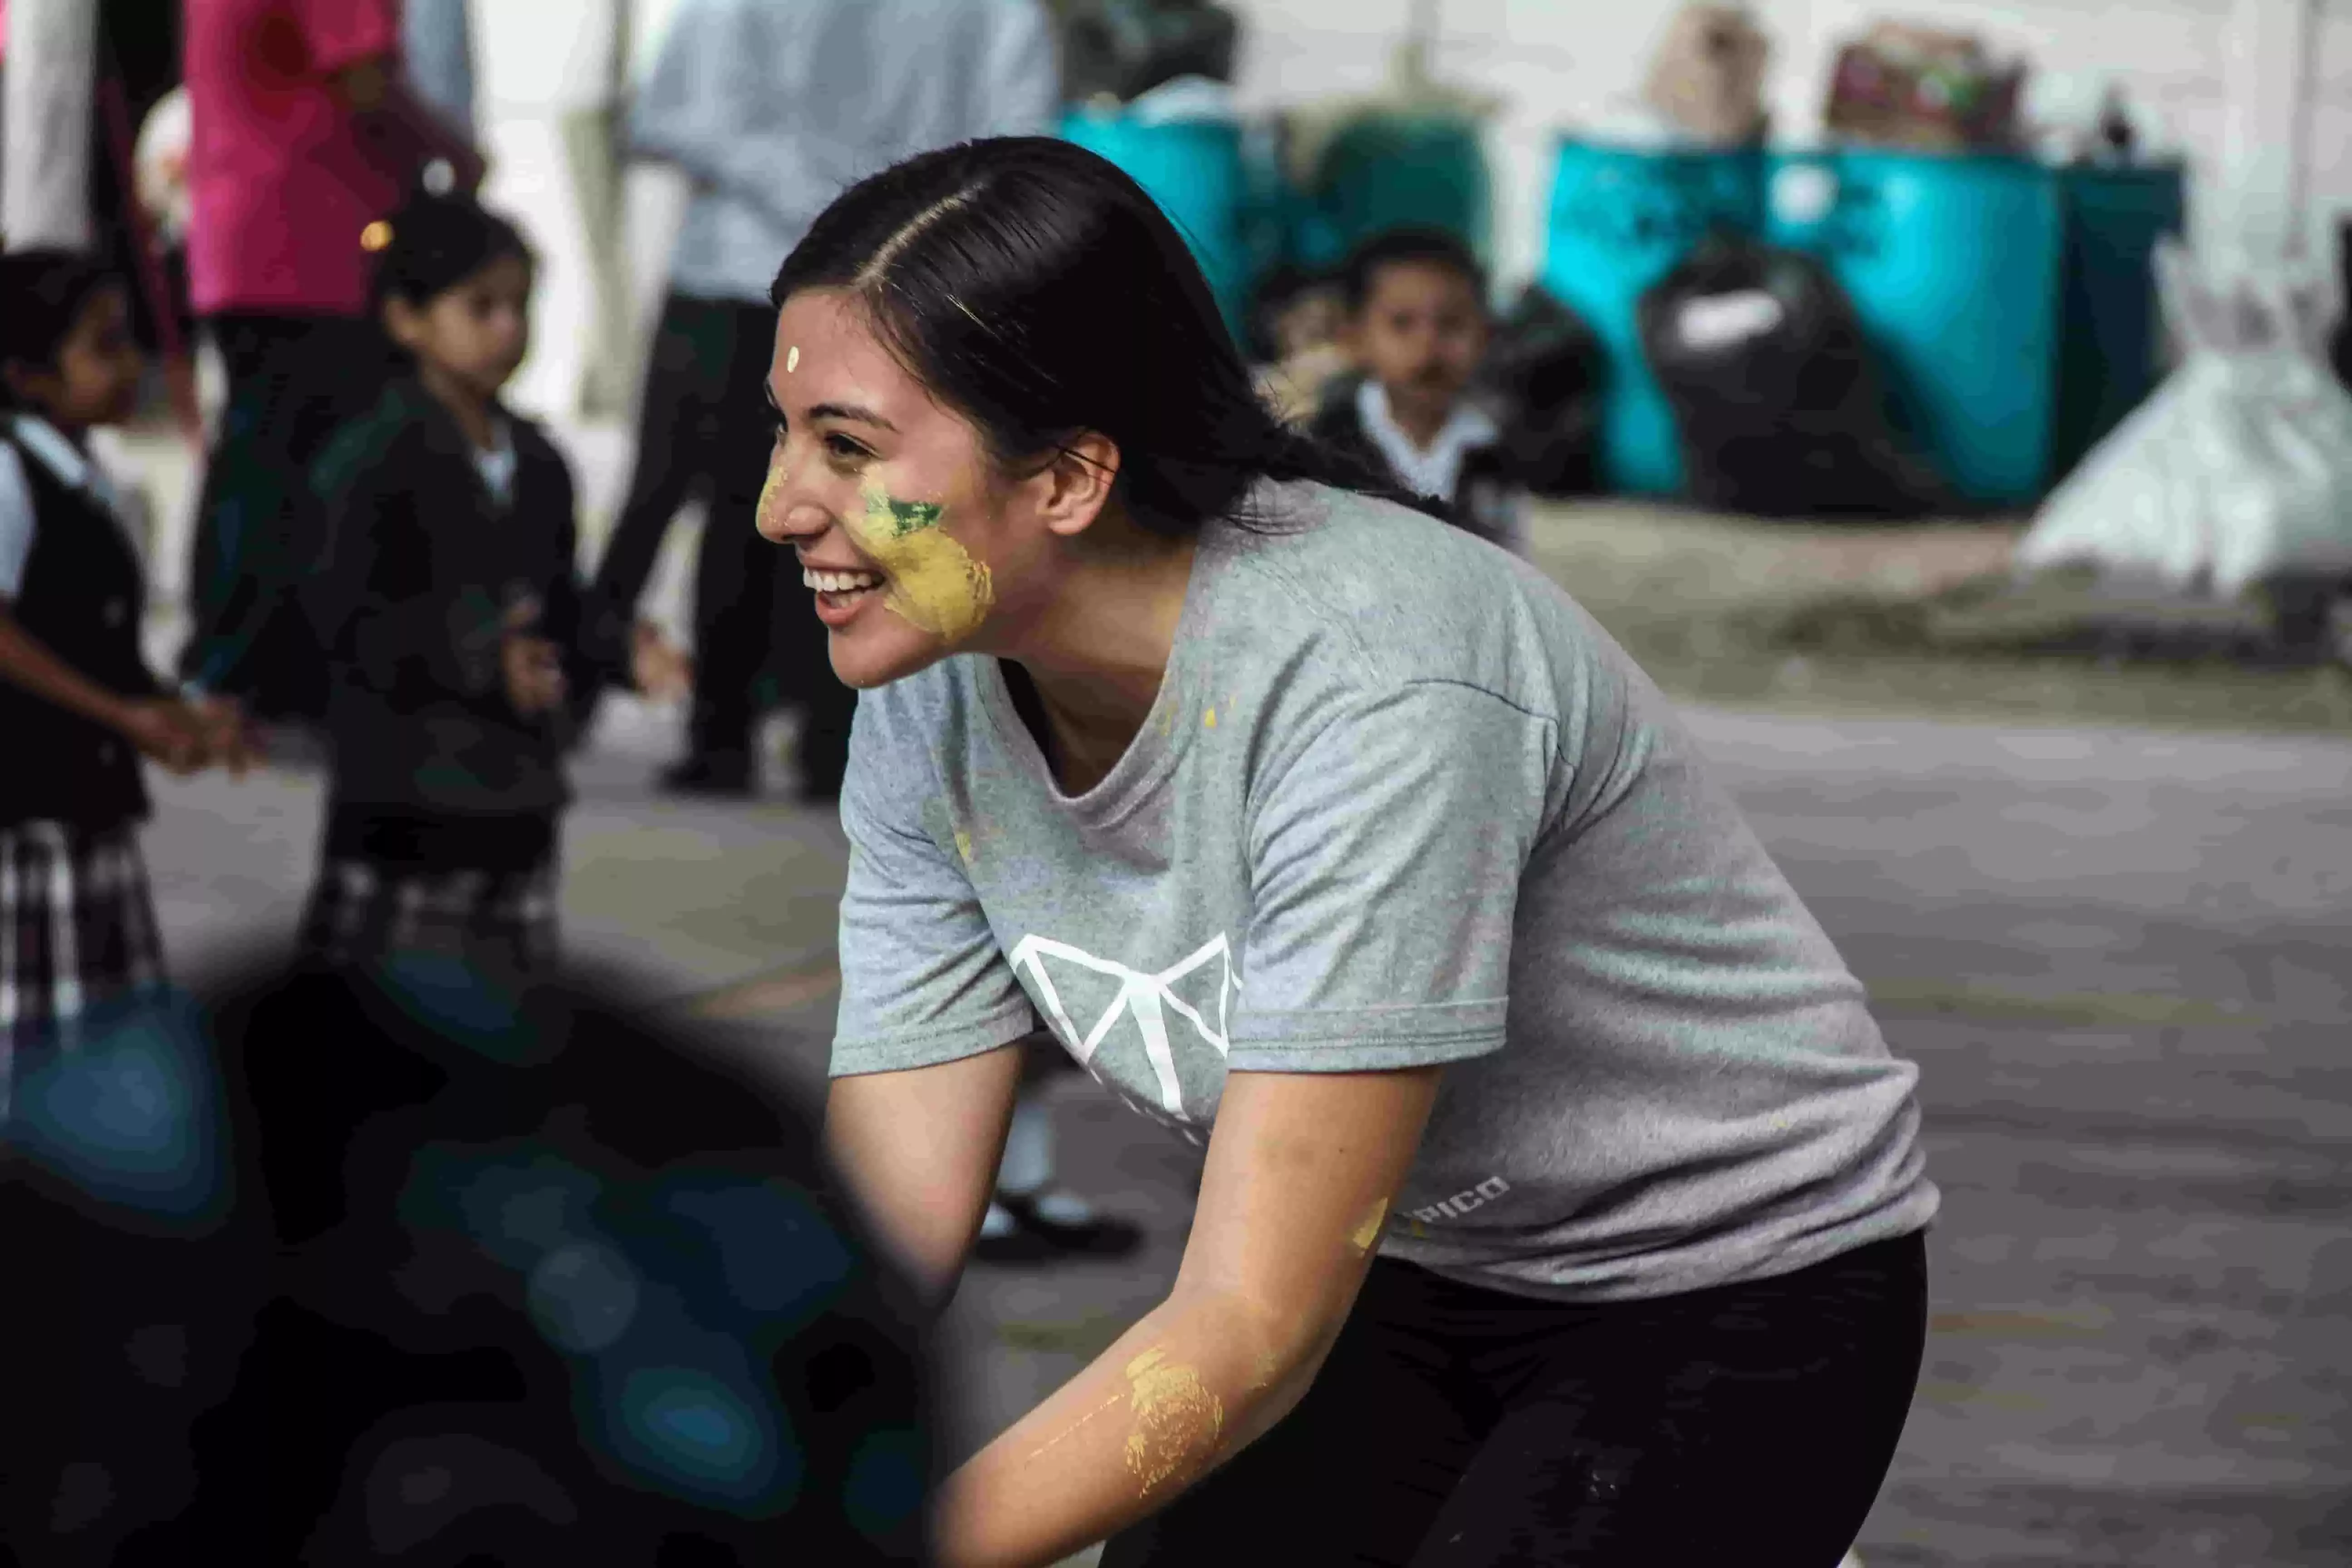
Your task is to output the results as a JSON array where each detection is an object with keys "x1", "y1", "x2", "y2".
[{"x1": 2018, "y1": 241, "x2": 2352, "y2": 600}]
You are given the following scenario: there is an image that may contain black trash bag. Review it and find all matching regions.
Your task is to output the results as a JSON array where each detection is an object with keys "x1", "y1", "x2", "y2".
[
  {"x1": 1054, "y1": 0, "x2": 1241, "y2": 104},
  {"x1": 2333, "y1": 218, "x2": 2352, "y2": 394},
  {"x1": 1, "y1": 955, "x2": 934, "y2": 1564},
  {"x1": 1639, "y1": 236, "x2": 1953, "y2": 519},
  {"x1": 1479, "y1": 285, "x2": 1605, "y2": 500}
]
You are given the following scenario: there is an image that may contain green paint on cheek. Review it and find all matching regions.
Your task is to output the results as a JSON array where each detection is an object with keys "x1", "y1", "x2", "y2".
[{"x1": 881, "y1": 496, "x2": 945, "y2": 538}]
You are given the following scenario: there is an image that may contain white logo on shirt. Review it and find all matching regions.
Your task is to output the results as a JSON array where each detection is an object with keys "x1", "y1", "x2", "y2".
[
  {"x1": 1007, "y1": 932, "x2": 1236, "y2": 1119},
  {"x1": 1409, "y1": 1176, "x2": 1512, "y2": 1225}
]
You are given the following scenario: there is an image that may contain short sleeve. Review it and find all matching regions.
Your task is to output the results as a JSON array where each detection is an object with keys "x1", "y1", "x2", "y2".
[
  {"x1": 292, "y1": 0, "x2": 400, "y2": 75},
  {"x1": 0, "y1": 444, "x2": 34, "y2": 599},
  {"x1": 830, "y1": 705, "x2": 1037, "y2": 1078},
  {"x1": 1226, "y1": 682, "x2": 1554, "y2": 1072}
]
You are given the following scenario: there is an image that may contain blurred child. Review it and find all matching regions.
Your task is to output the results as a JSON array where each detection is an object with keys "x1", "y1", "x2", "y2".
[
  {"x1": 300, "y1": 194, "x2": 688, "y2": 983},
  {"x1": 0, "y1": 250, "x2": 230, "y2": 1115},
  {"x1": 1309, "y1": 228, "x2": 1529, "y2": 554}
]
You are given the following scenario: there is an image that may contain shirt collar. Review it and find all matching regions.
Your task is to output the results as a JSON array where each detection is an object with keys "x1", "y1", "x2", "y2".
[
  {"x1": 5, "y1": 412, "x2": 128, "y2": 518},
  {"x1": 1355, "y1": 379, "x2": 1499, "y2": 502}
]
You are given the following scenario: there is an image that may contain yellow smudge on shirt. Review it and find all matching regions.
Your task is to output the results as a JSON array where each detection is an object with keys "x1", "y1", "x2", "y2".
[
  {"x1": 1349, "y1": 1196, "x2": 1391, "y2": 1253},
  {"x1": 786, "y1": 344, "x2": 800, "y2": 373},
  {"x1": 848, "y1": 480, "x2": 993, "y2": 642},
  {"x1": 1122, "y1": 1348, "x2": 1223, "y2": 1496},
  {"x1": 954, "y1": 828, "x2": 975, "y2": 867},
  {"x1": 1203, "y1": 706, "x2": 1217, "y2": 730}
]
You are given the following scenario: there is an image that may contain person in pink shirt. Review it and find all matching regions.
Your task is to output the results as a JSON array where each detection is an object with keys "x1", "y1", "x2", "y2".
[{"x1": 176, "y1": 0, "x2": 480, "y2": 730}]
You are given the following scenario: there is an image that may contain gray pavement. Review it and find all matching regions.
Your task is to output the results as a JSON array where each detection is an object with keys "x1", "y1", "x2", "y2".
[{"x1": 136, "y1": 686, "x2": 2352, "y2": 1566}]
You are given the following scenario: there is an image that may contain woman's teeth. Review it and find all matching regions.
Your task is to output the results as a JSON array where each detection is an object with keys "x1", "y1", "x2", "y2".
[{"x1": 805, "y1": 568, "x2": 884, "y2": 595}]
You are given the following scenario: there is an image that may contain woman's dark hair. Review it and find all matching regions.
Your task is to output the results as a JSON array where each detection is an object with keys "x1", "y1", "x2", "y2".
[
  {"x1": 0, "y1": 249, "x2": 122, "y2": 407},
  {"x1": 1339, "y1": 227, "x2": 1488, "y2": 314},
  {"x1": 367, "y1": 191, "x2": 534, "y2": 319},
  {"x1": 770, "y1": 137, "x2": 1407, "y2": 536}
]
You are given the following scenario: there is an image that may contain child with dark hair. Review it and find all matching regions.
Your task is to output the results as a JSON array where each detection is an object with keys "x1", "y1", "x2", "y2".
[
  {"x1": 299, "y1": 194, "x2": 688, "y2": 984},
  {"x1": 1309, "y1": 227, "x2": 1529, "y2": 554},
  {"x1": 0, "y1": 249, "x2": 229, "y2": 1116}
]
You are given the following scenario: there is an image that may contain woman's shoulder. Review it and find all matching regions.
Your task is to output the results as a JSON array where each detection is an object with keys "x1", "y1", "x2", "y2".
[{"x1": 1218, "y1": 482, "x2": 1591, "y2": 712}]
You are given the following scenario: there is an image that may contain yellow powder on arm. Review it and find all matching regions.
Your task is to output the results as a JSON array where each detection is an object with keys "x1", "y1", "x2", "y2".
[{"x1": 1121, "y1": 1348, "x2": 1226, "y2": 1497}]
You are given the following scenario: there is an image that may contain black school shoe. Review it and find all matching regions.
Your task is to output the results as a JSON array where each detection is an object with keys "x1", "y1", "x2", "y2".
[{"x1": 970, "y1": 1191, "x2": 1145, "y2": 1264}]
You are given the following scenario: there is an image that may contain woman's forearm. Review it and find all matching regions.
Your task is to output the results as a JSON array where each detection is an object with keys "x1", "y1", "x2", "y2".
[{"x1": 930, "y1": 1288, "x2": 1326, "y2": 1568}]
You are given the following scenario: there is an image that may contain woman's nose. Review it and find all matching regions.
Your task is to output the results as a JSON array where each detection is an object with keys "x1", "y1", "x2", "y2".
[{"x1": 754, "y1": 453, "x2": 828, "y2": 544}]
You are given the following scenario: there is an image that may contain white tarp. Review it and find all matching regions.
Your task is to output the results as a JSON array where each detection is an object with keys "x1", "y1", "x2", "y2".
[{"x1": 2017, "y1": 240, "x2": 2352, "y2": 599}]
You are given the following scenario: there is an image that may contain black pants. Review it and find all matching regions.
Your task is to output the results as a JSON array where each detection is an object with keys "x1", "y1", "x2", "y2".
[
  {"x1": 583, "y1": 294, "x2": 853, "y2": 787},
  {"x1": 182, "y1": 314, "x2": 398, "y2": 719},
  {"x1": 1102, "y1": 1230, "x2": 1928, "y2": 1567}
]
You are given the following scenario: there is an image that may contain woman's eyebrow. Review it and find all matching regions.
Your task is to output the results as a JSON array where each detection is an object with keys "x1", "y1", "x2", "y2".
[{"x1": 808, "y1": 401, "x2": 899, "y2": 432}]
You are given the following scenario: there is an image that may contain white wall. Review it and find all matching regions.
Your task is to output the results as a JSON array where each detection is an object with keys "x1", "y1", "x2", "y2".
[{"x1": 1223, "y1": 0, "x2": 2341, "y2": 291}]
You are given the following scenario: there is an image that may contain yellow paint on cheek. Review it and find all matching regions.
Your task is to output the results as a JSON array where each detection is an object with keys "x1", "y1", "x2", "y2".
[
  {"x1": 1122, "y1": 1348, "x2": 1224, "y2": 1496},
  {"x1": 848, "y1": 481, "x2": 994, "y2": 642},
  {"x1": 755, "y1": 448, "x2": 789, "y2": 539},
  {"x1": 1350, "y1": 1196, "x2": 1391, "y2": 1254}
]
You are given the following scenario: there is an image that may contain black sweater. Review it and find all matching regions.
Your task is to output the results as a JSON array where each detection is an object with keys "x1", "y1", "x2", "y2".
[
  {"x1": 1306, "y1": 374, "x2": 1525, "y2": 550},
  {"x1": 0, "y1": 419, "x2": 169, "y2": 832},
  {"x1": 304, "y1": 381, "x2": 633, "y2": 821}
]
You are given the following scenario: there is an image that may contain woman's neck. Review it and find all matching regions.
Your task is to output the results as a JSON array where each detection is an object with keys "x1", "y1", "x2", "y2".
[
  {"x1": 1004, "y1": 519, "x2": 1198, "y2": 794},
  {"x1": 415, "y1": 362, "x2": 499, "y2": 451}
]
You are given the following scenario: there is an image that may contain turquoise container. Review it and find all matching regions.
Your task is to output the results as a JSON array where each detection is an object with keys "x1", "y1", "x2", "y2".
[
  {"x1": 2051, "y1": 163, "x2": 2185, "y2": 481},
  {"x1": 1768, "y1": 149, "x2": 2065, "y2": 507},
  {"x1": 1289, "y1": 114, "x2": 1493, "y2": 274},
  {"x1": 1539, "y1": 139, "x2": 1765, "y2": 495},
  {"x1": 1059, "y1": 108, "x2": 1254, "y2": 339}
]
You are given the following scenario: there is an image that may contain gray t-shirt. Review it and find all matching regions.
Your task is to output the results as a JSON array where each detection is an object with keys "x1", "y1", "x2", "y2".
[{"x1": 831, "y1": 483, "x2": 1938, "y2": 1301}]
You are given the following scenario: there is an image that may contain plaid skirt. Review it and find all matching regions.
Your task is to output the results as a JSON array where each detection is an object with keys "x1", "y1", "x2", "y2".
[
  {"x1": 296, "y1": 842, "x2": 561, "y2": 981},
  {"x1": 1, "y1": 821, "x2": 168, "y2": 1118}
]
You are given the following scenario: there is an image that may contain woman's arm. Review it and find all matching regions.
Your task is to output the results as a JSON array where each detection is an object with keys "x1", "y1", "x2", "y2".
[
  {"x1": 929, "y1": 1063, "x2": 1443, "y2": 1568},
  {"x1": 822, "y1": 1043, "x2": 1027, "y2": 1310}
]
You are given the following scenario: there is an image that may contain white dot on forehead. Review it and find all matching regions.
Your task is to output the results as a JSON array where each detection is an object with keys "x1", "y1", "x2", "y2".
[{"x1": 786, "y1": 345, "x2": 800, "y2": 374}]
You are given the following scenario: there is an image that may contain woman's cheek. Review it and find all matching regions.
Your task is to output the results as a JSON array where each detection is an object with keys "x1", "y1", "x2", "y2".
[{"x1": 849, "y1": 480, "x2": 995, "y2": 643}]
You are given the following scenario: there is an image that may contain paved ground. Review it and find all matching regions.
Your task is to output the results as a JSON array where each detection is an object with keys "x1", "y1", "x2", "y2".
[{"x1": 135, "y1": 693, "x2": 2352, "y2": 1568}]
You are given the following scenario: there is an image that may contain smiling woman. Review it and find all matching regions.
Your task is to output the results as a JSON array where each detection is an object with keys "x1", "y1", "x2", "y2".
[{"x1": 769, "y1": 138, "x2": 1938, "y2": 1568}]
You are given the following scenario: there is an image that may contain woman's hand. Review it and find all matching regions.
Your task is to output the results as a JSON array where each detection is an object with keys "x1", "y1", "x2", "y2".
[
  {"x1": 500, "y1": 597, "x2": 567, "y2": 716},
  {"x1": 629, "y1": 620, "x2": 693, "y2": 703},
  {"x1": 929, "y1": 1064, "x2": 1444, "y2": 1568}
]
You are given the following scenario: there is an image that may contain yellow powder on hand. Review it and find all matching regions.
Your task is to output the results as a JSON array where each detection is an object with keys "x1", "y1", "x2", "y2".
[
  {"x1": 1122, "y1": 1348, "x2": 1225, "y2": 1496},
  {"x1": 848, "y1": 481, "x2": 993, "y2": 642}
]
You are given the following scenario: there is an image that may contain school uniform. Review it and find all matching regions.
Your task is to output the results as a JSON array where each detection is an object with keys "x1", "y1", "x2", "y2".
[
  {"x1": 1308, "y1": 373, "x2": 1530, "y2": 554},
  {"x1": 299, "y1": 380, "x2": 634, "y2": 982},
  {"x1": 0, "y1": 413, "x2": 171, "y2": 1114}
]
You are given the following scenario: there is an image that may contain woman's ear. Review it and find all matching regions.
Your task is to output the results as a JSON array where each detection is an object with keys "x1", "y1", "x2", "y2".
[{"x1": 1036, "y1": 431, "x2": 1121, "y2": 540}]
